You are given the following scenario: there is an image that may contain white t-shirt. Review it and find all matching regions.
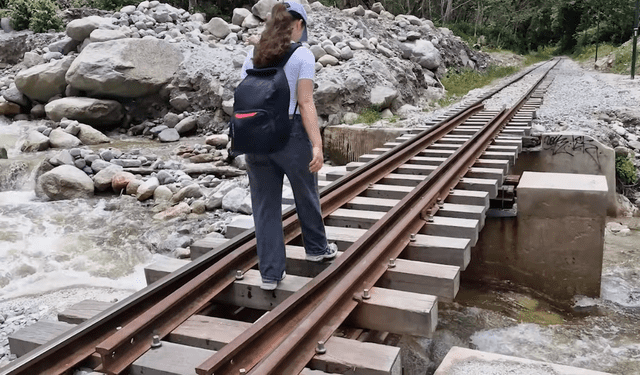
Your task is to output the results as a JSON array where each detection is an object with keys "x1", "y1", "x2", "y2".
[{"x1": 241, "y1": 44, "x2": 316, "y2": 115}]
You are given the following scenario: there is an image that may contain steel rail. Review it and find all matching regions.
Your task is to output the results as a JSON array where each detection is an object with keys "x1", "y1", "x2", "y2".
[
  {"x1": 197, "y1": 59, "x2": 561, "y2": 375},
  {"x1": 0, "y1": 59, "x2": 555, "y2": 375}
]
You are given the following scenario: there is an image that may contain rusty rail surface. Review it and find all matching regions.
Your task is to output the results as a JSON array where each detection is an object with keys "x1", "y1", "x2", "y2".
[{"x1": 0, "y1": 58, "x2": 559, "y2": 375}]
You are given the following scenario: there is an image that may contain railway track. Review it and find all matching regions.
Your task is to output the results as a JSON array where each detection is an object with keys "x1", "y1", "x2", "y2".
[{"x1": 1, "y1": 58, "x2": 561, "y2": 375}]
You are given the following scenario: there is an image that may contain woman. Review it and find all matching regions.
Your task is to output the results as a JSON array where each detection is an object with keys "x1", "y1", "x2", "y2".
[{"x1": 241, "y1": 1, "x2": 337, "y2": 291}]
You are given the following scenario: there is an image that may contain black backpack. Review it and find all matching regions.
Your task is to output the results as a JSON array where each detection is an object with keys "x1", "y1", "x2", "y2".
[{"x1": 230, "y1": 43, "x2": 301, "y2": 154}]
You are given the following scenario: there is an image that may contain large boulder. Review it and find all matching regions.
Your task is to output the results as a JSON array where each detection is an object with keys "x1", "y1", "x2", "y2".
[
  {"x1": 232, "y1": 8, "x2": 252, "y2": 26},
  {"x1": 20, "y1": 131, "x2": 50, "y2": 152},
  {"x1": 45, "y1": 97, "x2": 124, "y2": 128},
  {"x1": 38, "y1": 165, "x2": 94, "y2": 200},
  {"x1": 14, "y1": 56, "x2": 75, "y2": 102},
  {"x1": 66, "y1": 16, "x2": 115, "y2": 41},
  {"x1": 251, "y1": 0, "x2": 278, "y2": 20},
  {"x1": 65, "y1": 38, "x2": 183, "y2": 98},
  {"x1": 409, "y1": 39, "x2": 442, "y2": 70},
  {"x1": 203, "y1": 18, "x2": 231, "y2": 39}
]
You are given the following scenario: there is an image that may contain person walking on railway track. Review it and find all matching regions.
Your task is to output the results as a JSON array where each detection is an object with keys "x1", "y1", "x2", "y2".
[{"x1": 239, "y1": 1, "x2": 338, "y2": 291}]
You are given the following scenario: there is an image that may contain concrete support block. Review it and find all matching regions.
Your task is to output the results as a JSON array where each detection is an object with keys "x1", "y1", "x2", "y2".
[
  {"x1": 466, "y1": 171, "x2": 608, "y2": 303},
  {"x1": 515, "y1": 133, "x2": 616, "y2": 215},
  {"x1": 324, "y1": 124, "x2": 410, "y2": 165}
]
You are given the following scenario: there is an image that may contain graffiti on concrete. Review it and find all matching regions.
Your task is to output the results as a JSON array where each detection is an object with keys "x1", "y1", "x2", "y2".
[{"x1": 542, "y1": 134, "x2": 601, "y2": 167}]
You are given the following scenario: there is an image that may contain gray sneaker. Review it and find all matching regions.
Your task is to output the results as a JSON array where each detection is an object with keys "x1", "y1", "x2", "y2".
[
  {"x1": 261, "y1": 271, "x2": 286, "y2": 291},
  {"x1": 306, "y1": 243, "x2": 338, "y2": 262}
]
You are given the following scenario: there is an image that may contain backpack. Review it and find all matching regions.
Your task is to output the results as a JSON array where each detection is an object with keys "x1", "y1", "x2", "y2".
[{"x1": 230, "y1": 43, "x2": 301, "y2": 154}]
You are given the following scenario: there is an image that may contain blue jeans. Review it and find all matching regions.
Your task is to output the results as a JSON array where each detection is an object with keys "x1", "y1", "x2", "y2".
[{"x1": 245, "y1": 115, "x2": 329, "y2": 282}]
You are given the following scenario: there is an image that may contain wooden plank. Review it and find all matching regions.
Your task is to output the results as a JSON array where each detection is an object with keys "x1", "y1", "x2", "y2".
[{"x1": 216, "y1": 270, "x2": 438, "y2": 337}]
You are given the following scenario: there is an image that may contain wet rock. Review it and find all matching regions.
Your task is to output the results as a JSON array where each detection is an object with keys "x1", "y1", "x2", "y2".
[
  {"x1": 14, "y1": 56, "x2": 74, "y2": 102},
  {"x1": 77, "y1": 123, "x2": 111, "y2": 145},
  {"x1": 90, "y1": 159, "x2": 116, "y2": 173},
  {"x1": 171, "y1": 184, "x2": 204, "y2": 204},
  {"x1": 93, "y1": 165, "x2": 123, "y2": 192},
  {"x1": 49, "y1": 128, "x2": 82, "y2": 148},
  {"x1": 153, "y1": 202, "x2": 191, "y2": 220},
  {"x1": 45, "y1": 97, "x2": 125, "y2": 128},
  {"x1": 158, "y1": 128, "x2": 180, "y2": 142},
  {"x1": 126, "y1": 178, "x2": 143, "y2": 195},
  {"x1": 49, "y1": 150, "x2": 75, "y2": 166},
  {"x1": 2, "y1": 84, "x2": 29, "y2": 107},
  {"x1": 38, "y1": 165, "x2": 95, "y2": 200},
  {"x1": 137, "y1": 176, "x2": 160, "y2": 200},
  {"x1": 111, "y1": 171, "x2": 136, "y2": 192},
  {"x1": 0, "y1": 98, "x2": 21, "y2": 116},
  {"x1": 66, "y1": 38, "x2": 183, "y2": 98}
]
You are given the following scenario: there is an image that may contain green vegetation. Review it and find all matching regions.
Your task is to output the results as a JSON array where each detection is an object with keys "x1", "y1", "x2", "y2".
[
  {"x1": 616, "y1": 154, "x2": 638, "y2": 186},
  {"x1": 8, "y1": 0, "x2": 62, "y2": 32},
  {"x1": 573, "y1": 42, "x2": 637, "y2": 75},
  {"x1": 355, "y1": 107, "x2": 382, "y2": 125}
]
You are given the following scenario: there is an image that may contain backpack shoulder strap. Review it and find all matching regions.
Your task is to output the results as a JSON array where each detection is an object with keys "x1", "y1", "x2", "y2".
[{"x1": 275, "y1": 43, "x2": 302, "y2": 68}]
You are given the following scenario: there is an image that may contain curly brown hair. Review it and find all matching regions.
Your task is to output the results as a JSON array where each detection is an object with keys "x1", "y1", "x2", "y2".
[{"x1": 253, "y1": 3, "x2": 296, "y2": 68}]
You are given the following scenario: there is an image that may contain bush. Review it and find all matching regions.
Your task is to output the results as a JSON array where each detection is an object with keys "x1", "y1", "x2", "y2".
[
  {"x1": 8, "y1": 0, "x2": 31, "y2": 30},
  {"x1": 29, "y1": 0, "x2": 63, "y2": 32},
  {"x1": 8, "y1": 0, "x2": 62, "y2": 32},
  {"x1": 616, "y1": 154, "x2": 638, "y2": 186}
]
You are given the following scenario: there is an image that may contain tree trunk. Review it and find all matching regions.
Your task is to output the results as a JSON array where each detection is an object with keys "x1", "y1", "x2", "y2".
[
  {"x1": 444, "y1": 0, "x2": 453, "y2": 22},
  {"x1": 188, "y1": 0, "x2": 198, "y2": 12}
]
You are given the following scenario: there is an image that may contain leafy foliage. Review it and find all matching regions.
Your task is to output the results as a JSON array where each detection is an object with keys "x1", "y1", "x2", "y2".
[
  {"x1": 356, "y1": 107, "x2": 382, "y2": 125},
  {"x1": 7, "y1": 0, "x2": 31, "y2": 30},
  {"x1": 29, "y1": 0, "x2": 63, "y2": 32},
  {"x1": 616, "y1": 154, "x2": 638, "y2": 186}
]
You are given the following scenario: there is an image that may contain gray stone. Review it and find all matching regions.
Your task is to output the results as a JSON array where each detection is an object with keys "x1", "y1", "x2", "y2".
[
  {"x1": 47, "y1": 38, "x2": 81, "y2": 55},
  {"x1": 158, "y1": 128, "x2": 180, "y2": 142},
  {"x1": 340, "y1": 46, "x2": 354, "y2": 60},
  {"x1": 31, "y1": 104, "x2": 46, "y2": 119},
  {"x1": 93, "y1": 165, "x2": 124, "y2": 192},
  {"x1": 251, "y1": 0, "x2": 278, "y2": 20},
  {"x1": 371, "y1": 2, "x2": 385, "y2": 13},
  {"x1": 2, "y1": 84, "x2": 29, "y2": 107},
  {"x1": 345, "y1": 72, "x2": 366, "y2": 92},
  {"x1": 38, "y1": 165, "x2": 94, "y2": 200},
  {"x1": 65, "y1": 38, "x2": 183, "y2": 98},
  {"x1": 77, "y1": 124, "x2": 111, "y2": 145},
  {"x1": 49, "y1": 128, "x2": 82, "y2": 148},
  {"x1": 137, "y1": 176, "x2": 160, "y2": 201},
  {"x1": 153, "y1": 185, "x2": 173, "y2": 201},
  {"x1": 1, "y1": 17, "x2": 14, "y2": 33},
  {"x1": 204, "y1": 18, "x2": 231, "y2": 39},
  {"x1": 205, "y1": 134, "x2": 229, "y2": 148},
  {"x1": 66, "y1": 16, "x2": 115, "y2": 41},
  {"x1": 309, "y1": 45, "x2": 327, "y2": 61},
  {"x1": 89, "y1": 29, "x2": 128, "y2": 42},
  {"x1": 0, "y1": 98, "x2": 20, "y2": 116},
  {"x1": 232, "y1": 8, "x2": 252, "y2": 26},
  {"x1": 90, "y1": 159, "x2": 115, "y2": 173},
  {"x1": 14, "y1": 56, "x2": 74, "y2": 102},
  {"x1": 370, "y1": 86, "x2": 398, "y2": 109},
  {"x1": 45, "y1": 98, "x2": 124, "y2": 128},
  {"x1": 222, "y1": 187, "x2": 251, "y2": 214},
  {"x1": 174, "y1": 115, "x2": 197, "y2": 135},
  {"x1": 22, "y1": 52, "x2": 45, "y2": 68},
  {"x1": 318, "y1": 54, "x2": 339, "y2": 66},
  {"x1": 169, "y1": 93, "x2": 190, "y2": 112},
  {"x1": 49, "y1": 150, "x2": 75, "y2": 166},
  {"x1": 242, "y1": 14, "x2": 261, "y2": 29},
  {"x1": 171, "y1": 184, "x2": 204, "y2": 204},
  {"x1": 163, "y1": 112, "x2": 180, "y2": 127},
  {"x1": 111, "y1": 158, "x2": 142, "y2": 168},
  {"x1": 324, "y1": 45, "x2": 342, "y2": 59}
]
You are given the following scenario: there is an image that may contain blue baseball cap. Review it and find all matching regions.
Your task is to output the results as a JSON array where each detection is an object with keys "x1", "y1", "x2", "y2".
[{"x1": 285, "y1": 1, "x2": 308, "y2": 42}]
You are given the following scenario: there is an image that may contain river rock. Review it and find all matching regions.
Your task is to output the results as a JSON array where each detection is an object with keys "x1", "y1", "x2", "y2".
[
  {"x1": 222, "y1": 187, "x2": 252, "y2": 214},
  {"x1": 20, "y1": 131, "x2": 50, "y2": 152},
  {"x1": 203, "y1": 18, "x2": 230, "y2": 39},
  {"x1": 153, "y1": 185, "x2": 174, "y2": 201},
  {"x1": 93, "y1": 165, "x2": 124, "y2": 192},
  {"x1": 77, "y1": 123, "x2": 111, "y2": 145},
  {"x1": 158, "y1": 128, "x2": 180, "y2": 142},
  {"x1": 111, "y1": 171, "x2": 136, "y2": 192},
  {"x1": 137, "y1": 176, "x2": 160, "y2": 200},
  {"x1": 65, "y1": 38, "x2": 183, "y2": 98},
  {"x1": 171, "y1": 184, "x2": 204, "y2": 204},
  {"x1": 251, "y1": 0, "x2": 278, "y2": 20},
  {"x1": 66, "y1": 16, "x2": 115, "y2": 41},
  {"x1": 47, "y1": 37, "x2": 81, "y2": 55},
  {"x1": 232, "y1": 8, "x2": 252, "y2": 26},
  {"x1": 0, "y1": 98, "x2": 20, "y2": 116},
  {"x1": 49, "y1": 150, "x2": 75, "y2": 166},
  {"x1": 89, "y1": 29, "x2": 128, "y2": 42},
  {"x1": 45, "y1": 98, "x2": 125, "y2": 128},
  {"x1": 205, "y1": 134, "x2": 229, "y2": 148},
  {"x1": 38, "y1": 165, "x2": 95, "y2": 200},
  {"x1": 2, "y1": 84, "x2": 29, "y2": 107},
  {"x1": 14, "y1": 56, "x2": 74, "y2": 102},
  {"x1": 153, "y1": 202, "x2": 191, "y2": 220},
  {"x1": 174, "y1": 115, "x2": 197, "y2": 135},
  {"x1": 49, "y1": 128, "x2": 82, "y2": 148},
  {"x1": 126, "y1": 178, "x2": 143, "y2": 195}
]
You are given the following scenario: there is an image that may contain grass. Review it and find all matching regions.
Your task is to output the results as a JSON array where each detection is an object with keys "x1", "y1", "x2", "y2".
[
  {"x1": 355, "y1": 107, "x2": 382, "y2": 125},
  {"x1": 573, "y1": 41, "x2": 638, "y2": 75}
]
